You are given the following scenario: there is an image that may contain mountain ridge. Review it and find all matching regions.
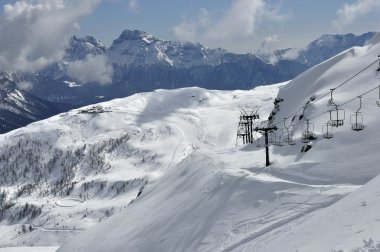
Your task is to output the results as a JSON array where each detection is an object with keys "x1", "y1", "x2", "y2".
[{"x1": 2, "y1": 30, "x2": 377, "y2": 134}]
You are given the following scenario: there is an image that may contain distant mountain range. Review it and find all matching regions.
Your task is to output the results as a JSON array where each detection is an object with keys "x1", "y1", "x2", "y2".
[
  {"x1": 1, "y1": 30, "x2": 376, "y2": 133},
  {"x1": 14, "y1": 30, "x2": 377, "y2": 106}
]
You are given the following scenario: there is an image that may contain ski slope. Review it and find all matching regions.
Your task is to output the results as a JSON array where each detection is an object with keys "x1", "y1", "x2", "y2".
[
  {"x1": 0, "y1": 83, "x2": 283, "y2": 248},
  {"x1": 57, "y1": 35, "x2": 380, "y2": 252},
  {"x1": 2, "y1": 34, "x2": 380, "y2": 251},
  {"x1": 59, "y1": 36, "x2": 380, "y2": 252}
]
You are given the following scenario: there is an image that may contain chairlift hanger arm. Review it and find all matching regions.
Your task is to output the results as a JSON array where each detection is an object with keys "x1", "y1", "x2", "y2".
[
  {"x1": 356, "y1": 96, "x2": 362, "y2": 113},
  {"x1": 330, "y1": 88, "x2": 338, "y2": 108}
]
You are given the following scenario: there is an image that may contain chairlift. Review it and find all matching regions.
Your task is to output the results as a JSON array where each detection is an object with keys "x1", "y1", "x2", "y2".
[
  {"x1": 283, "y1": 118, "x2": 296, "y2": 145},
  {"x1": 329, "y1": 89, "x2": 345, "y2": 127},
  {"x1": 302, "y1": 106, "x2": 317, "y2": 143},
  {"x1": 351, "y1": 96, "x2": 365, "y2": 131},
  {"x1": 269, "y1": 132, "x2": 276, "y2": 144},
  {"x1": 302, "y1": 120, "x2": 316, "y2": 143},
  {"x1": 322, "y1": 122, "x2": 333, "y2": 139},
  {"x1": 275, "y1": 129, "x2": 284, "y2": 146},
  {"x1": 253, "y1": 131, "x2": 261, "y2": 148},
  {"x1": 256, "y1": 137, "x2": 261, "y2": 148},
  {"x1": 377, "y1": 55, "x2": 380, "y2": 71},
  {"x1": 377, "y1": 85, "x2": 380, "y2": 107}
]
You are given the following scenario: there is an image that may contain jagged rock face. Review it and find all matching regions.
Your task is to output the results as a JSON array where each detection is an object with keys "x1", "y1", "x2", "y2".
[
  {"x1": 108, "y1": 29, "x2": 225, "y2": 68},
  {"x1": 0, "y1": 72, "x2": 16, "y2": 94},
  {"x1": 65, "y1": 36, "x2": 106, "y2": 61}
]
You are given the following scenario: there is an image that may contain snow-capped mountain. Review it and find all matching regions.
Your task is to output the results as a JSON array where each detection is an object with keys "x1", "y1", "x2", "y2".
[
  {"x1": 65, "y1": 36, "x2": 106, "y2": 62},
  {"x1": 4, "y1": 31, "x2": 375, "y2": 135},
  {"x1": 108, "y1": 29, "x2": 226, "y2": 68},
  {"x1": 37, "y1": 36, "x2": 107, "y2": 81},
  {"x1": 261, "y1": 32, "x2": 375, "y2": 66},
  {"x1": 1, "y1": 32, "x2": 380, "y2": 251},
  {"x1": 0, "y1": 73, "x2": 66, "y2": 134},
  {"x1": 15, "y1": 30, "x2": 374, "y2": 110}
]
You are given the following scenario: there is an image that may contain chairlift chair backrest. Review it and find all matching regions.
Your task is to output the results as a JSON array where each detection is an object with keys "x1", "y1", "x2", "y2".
[
  {"x1": 322, "y1": 122, "x2": 333, "y2": 139},
  {"x1": 329, "y1": 109, "x2": 345, "y2": 127},
  {"x1": 302, "y1": 120, "x2": 316, "y2": 143},
  {"x1": 351, "y1": 96, "x2": 365, "y2": 131}
]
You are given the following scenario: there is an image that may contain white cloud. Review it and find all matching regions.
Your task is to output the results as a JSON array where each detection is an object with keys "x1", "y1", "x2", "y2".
[
  {"x1": 127, "y1": 0, "x2": 139, "y2": 11},
  {"x1": 17, "y1": 81, "x2": 34, "y2": 91},
  {"x1": 260, "y1": 35, "x2": 279, "y2": 52},
  {"x1": 334, "y1": 0, "x2": 380, "y2": 29},
  {"x1": 0, "y1": 0, "x2": 101, "y2": 72},
  {"x1": 67, "y1": 55, "x2": 113, "y2": 85},
  {"x1": 173, "y1": 0, "x2": 285, "y2": 42},
  {"x1": 173, "y1": 8, "x2": 210, "y2": 42}
]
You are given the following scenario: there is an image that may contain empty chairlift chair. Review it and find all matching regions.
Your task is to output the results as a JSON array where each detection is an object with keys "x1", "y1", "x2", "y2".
[
  {"x1": 301, "y1": 106, "x2": 317, "y2": 143},
  {"x1": 302, "y1": 120, "x2": 316, "y2": 143},
  {"x1": 283, "y1": 118, "x2": 296, "y2": 145},
  {"x1": 269, "y1": 132, "x2": 276, "y2": 144},
  {"x1": 351, "y1": 96, "x2": 365, "y2": 131},
  {"x1": 256, "y1": 136, "x2": 262, "y2": 148},
  {"x1": 329, "y1": 88, "x2": 345, "y2": 127},
  {"x1": 274, "y1": 129, "x2": 284, "y2": 146},
  {"x1": 377, "y1": 85, "x2": 380, "y2": 107},
  {"x1": 322, "y1": 122, "x2": 333, "y2": 139}
]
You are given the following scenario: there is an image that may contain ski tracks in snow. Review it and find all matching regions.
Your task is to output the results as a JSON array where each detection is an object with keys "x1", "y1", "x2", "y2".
[{"x1": 220, "y1": 194, "x2": 343, "y2": 252}]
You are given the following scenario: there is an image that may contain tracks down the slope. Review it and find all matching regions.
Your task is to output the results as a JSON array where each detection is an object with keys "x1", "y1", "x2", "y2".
[{"x1": 220, "y1": 194, "x2": 344, "y2": 252}]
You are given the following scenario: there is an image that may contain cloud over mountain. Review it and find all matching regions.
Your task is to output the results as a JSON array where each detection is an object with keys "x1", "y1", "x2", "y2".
[
  {"x1": 173, "y1": 0, "x2": 285, "y2": 42},
  {"x1": 67, "y1": 54, "x2": 113, "y2": 85},
  {"x1": 334, "y1": 0, "x2": 380, "y2": 29},
  {"x1": 0, "y1": 0, "x2": 101, "y2": 72}
]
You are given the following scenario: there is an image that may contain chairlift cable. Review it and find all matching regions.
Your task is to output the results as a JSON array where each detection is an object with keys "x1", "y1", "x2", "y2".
[
  {"x1": 287, "y1": 84, "x2": 380, "y2": 129},
  {"x1": 270, "y1": 59, "x2": 380, "y2": 127}
]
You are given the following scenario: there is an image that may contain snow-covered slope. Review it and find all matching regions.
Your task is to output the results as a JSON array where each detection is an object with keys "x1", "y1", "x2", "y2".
[
  {"x1": 261, "y1": 32, "x2": 375, "y2": 66},
  {"x1": 57, "y1": 35, "x2": 380, "y2": 252},
  {"x1": 2, "y1": 32, "x2": 380, "y2": 251},
  {"x1": 0, "y1": 83, "x2": 282, "y2": 248}
]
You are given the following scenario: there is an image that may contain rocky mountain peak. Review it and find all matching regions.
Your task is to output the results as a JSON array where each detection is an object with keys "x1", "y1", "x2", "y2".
[
  {"x1": 113, "y1": 29, "x2": 156, "y2": 45},
  {"x1": 65, "y1": 35, "x2": 106, "y2": 61},
  {"x1": 0, "y1": 73, "x2": 17, "y2": 93}
]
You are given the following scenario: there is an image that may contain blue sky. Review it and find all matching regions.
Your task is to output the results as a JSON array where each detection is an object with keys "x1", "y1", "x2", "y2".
[
  {"x1": 76, "y1": 0, "x2": 380, "y2": 53},
  {"x1": 2, "y1": 0, "x2": 380, "y2": 54}
]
